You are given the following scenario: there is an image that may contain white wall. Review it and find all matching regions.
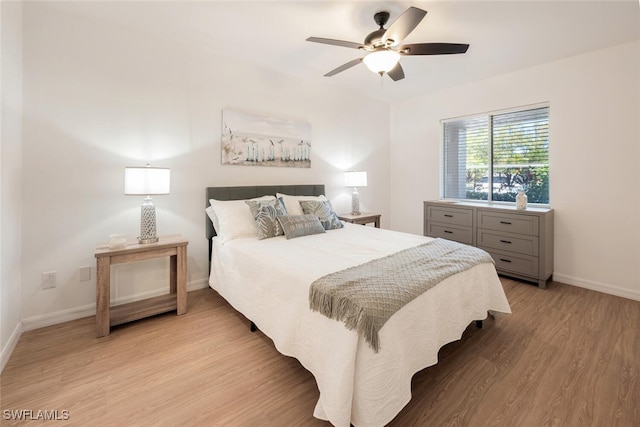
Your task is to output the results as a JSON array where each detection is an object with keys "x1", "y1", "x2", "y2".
[
  {"x1": 390, "y1": 41, "x2": 640, "y2": 300},
  {"x1": 19, "y1": 3, "x2": 391, "y2": 328},
  {"x1": 1, "y1": 0, "x2": 24, "y2": 371}
]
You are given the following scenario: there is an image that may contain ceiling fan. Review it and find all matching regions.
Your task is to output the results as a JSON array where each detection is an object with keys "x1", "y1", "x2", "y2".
[{"x1": 306, "y1": 6, "x2": 469, "y2": 81}]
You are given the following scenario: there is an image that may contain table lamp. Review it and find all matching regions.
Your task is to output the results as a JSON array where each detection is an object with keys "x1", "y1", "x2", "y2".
[
  {"x1": 344, "y1": 171, "x2": 367, "y2": 215},
  {"x1": 124, "y1": 165, "x2": 170, "y2": 244}
]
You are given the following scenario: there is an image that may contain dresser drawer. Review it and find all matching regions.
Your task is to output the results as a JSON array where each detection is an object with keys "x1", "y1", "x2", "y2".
[
  {"x1": 424, "y1": 201, "x2": 553, "y2": 288},
  {"x1": 477, "y1": 230, "x2": 538, "y2": 256},
  {"x1": 477, "y1": 210, "x2": 538, "y2": 236},
  {"x1": 427, "y1": 206, "x2": 473, "y2": 227},
  {"x1": 483, "y1": 249, "x2": 539, "y2": 277},
  {"x1": 427, "y1": 223, "x2": 473, "y2": 245}
]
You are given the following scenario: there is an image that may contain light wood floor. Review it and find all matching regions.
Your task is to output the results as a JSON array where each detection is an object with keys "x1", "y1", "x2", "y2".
[{"x1": 2, "y1": 278, "x2": 639, "y2": 426}]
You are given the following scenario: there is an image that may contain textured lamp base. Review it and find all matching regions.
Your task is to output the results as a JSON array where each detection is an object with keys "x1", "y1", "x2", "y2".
[
  {"x1": 351, "y1": 187, "x2": 361, "y2": 216},
  {"x1": 139, "y1": 197, "x2": 158, "y2": 244},
  {"x1": 138, "y1": 236, "x2": 159, "y2": 244}
]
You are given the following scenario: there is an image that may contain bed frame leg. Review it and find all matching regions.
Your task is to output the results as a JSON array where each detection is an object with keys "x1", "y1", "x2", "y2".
[
  {"x1": 475, "y1": 320, "x2": 483, "y2": 329},
  {"x1": 250, "y1": 321, "x2": 257, "y2": 332}
]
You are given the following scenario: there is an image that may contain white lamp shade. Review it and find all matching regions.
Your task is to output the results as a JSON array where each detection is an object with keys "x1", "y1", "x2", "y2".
[
  {"x1": 345, "y1": 171, "x2": 368, "y2": 187},
  {"x1": 124, "y1": 167, "x2": 170, "y2": 195},
  {"x1": 363, "y1": 50, "x2": 401, "y2": 74}
]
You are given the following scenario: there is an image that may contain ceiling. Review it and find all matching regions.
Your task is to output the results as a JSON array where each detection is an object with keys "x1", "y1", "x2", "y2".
[{"x1": 45, "y1": 1, "x2": 640, "y2": 102}]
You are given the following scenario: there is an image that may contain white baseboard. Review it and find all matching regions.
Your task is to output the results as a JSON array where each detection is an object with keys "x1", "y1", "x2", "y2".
[
  {"x1": 553, "y1": 273, "x2": 640, "y2": 301},
  {"x1": 21, "y1": 279, "x2": 211, "y2": 332},
  {"x1": 1, "y1": 322, "x2": 23, "y2": 373},
  {"x1": 21, "y1": 303, "x2": 96, "y2": 332}
]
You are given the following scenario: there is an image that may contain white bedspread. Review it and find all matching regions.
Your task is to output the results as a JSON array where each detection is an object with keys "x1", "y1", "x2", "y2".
[{"x1": 209, "y1": 223, "x2": 511, "y2": 427}]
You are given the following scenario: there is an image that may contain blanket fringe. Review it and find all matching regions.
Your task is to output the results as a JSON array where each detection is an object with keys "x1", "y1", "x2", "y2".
[{"x1": 310, "y1": 288, "x2": 381, "y2": 352}]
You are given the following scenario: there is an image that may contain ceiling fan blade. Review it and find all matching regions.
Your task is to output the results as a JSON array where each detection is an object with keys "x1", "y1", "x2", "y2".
[
  {"x1": 324, "y1": 58, "x2": 363, "y2": 77},
  {"x1": 399, "y1": 43, "x2": 469, "y2": 55},
  {"x1": 387, "y1": 62, "x2": 405, "y2": 81},
  {"x1": 382, "y1": 7, "x2": 427, "y2": 46},
  {"x1": 306, "y1": 37, "x2": 364, "y2": 50}
]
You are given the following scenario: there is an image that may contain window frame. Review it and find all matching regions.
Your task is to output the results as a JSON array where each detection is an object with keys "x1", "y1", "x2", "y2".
[{"x1": 440, "y1": 102, "x2": 550, "y2": 207}]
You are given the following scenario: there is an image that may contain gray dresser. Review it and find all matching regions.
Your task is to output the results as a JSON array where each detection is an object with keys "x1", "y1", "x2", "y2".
[{"x1": 424, "y1": 200, "x2": 553, "y2": 288}]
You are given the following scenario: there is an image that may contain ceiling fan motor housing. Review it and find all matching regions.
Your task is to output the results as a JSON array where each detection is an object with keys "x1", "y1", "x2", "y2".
[
  {"x1": 365, "y1": 11, "x2": 391, "y2": 46},
  {"x1": 364, "y1": 28, "x2": 386, "y2": 46}
]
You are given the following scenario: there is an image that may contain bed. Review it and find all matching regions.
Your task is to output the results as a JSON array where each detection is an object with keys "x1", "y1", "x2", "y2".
[{"x1": 206, "y1": 185, "x2": 511, "y2": 427}]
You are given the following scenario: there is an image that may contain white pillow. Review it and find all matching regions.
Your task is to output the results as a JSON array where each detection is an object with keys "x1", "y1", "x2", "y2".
[
  {"x1": 276, "y1": 193, "x2": 327, "y2": 216},
  {"x1": 205, "y1": 205, "x2": 219, "y2": 232},
  {"x1": 208, "y1": 195, "x2": 275, "y2": 244}
]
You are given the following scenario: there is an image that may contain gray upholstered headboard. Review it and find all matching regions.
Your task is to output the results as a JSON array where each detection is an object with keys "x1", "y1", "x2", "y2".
[{"x1": 205, "y1": 184, "x2": 325, "y2": 258}]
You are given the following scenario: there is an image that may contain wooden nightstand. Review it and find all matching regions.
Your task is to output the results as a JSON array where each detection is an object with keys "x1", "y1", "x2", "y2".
[
  {"x1": 94, "y1": 234, "x2": 188, "y2": 337},
  {"x1": 338, "y1": 213, "x2": 381, "y2": 228}
]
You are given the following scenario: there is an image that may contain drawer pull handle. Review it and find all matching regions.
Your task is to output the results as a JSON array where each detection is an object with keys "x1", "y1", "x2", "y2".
[
  {"x1": 500, "y1": 240, "x2": 512, "y2": 244},
  {"x1": 444, "y1": 214, "x2": 453, "y2": 218},
  {"x1": 500, "y1": 221, "x2": 512, "y2": 225},
  {"x1": 444, "y1": 230, "x2": 453, "y2": 234},
  {"x1": 499, "y1": 258, "x2": 512, "y2": 263}
]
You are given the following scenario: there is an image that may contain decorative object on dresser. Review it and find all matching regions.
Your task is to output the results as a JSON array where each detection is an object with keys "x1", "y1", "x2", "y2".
[
  {"x1": 344, "y1": 170, "x2": 367, "y2": 215},
  {"x1": 124, "y1": 165, "x2": 170, "y2": 244},
  {"x1": 516, "y1": 190, "x2": 528, "y2": 209},
  {"x1": 94, "y1": 234, "x2": 188, "y2": 337},
  {"x1": 338, "y1": 212, "x2": 380, "y2": 228},
  {"x1": 424, "y1": 200, "x2": 553, "y2": 288}
]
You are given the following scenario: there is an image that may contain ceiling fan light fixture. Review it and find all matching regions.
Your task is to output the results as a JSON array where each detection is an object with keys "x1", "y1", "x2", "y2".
[
  {"x1": 363, "y1": 50, "x2": 400, "y2": 74},
  {"x1": 307, "y1": 6, "x2": 468, "y2": 82}
]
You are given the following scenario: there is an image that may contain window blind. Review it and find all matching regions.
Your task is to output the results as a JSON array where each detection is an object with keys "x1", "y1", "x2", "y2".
[
  {"x1": 442, "y1": 105, "x2": 549, "y2": 204},
  {"x1": 443, "y1": 116, "x2": 489, "y2": 200}
]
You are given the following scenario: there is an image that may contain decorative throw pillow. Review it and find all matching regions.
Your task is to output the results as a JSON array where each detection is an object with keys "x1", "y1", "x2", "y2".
[
  {"x1": 245, "y1": 198, "x2": 288, "y2": 240},
  {"x1": 277, "y1": 214, "x2": 326, "y2": 240},
  {"x1": 276, "y1": 193, "x2": 327, "y2": 216},
  {"x1": 300, "y1": 200, "x2": 344, "y2": 230},
  {"x1": 208, "y1": 196, "x2": 275, "y2": 244}
]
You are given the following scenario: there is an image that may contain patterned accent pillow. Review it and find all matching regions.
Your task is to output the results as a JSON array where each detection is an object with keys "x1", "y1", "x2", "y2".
[
  {"x1": 277, "y1": 214, "x2": 326, "y2": 240},
  {"x1": 276, "y1": 193, "x2": 327, "y2": 216},
  {"x1": 300, "y1": 200, "x2": 344, "y2": 230},
  {"x1": 245, "y1": 198, "x2": 288, "y2": 240}
]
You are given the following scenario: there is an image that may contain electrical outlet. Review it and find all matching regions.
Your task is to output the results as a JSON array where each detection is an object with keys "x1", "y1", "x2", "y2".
[
  {"x1": 79, "y1": 266, "x2": 91, "y2": 282},
  {"x1": 41, "y1": 271, "x2": 56, "y2": 289}
]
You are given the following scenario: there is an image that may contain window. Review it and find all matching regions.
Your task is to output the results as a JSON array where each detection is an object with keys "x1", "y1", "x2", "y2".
[{"x1": 442, "y1": 105, "x2": 549, "y2": 204}]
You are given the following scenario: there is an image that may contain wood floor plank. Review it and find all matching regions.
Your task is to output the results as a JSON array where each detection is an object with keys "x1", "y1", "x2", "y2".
[{"x1": 1, "y1": 279, "x2": 639, "y2": 426}]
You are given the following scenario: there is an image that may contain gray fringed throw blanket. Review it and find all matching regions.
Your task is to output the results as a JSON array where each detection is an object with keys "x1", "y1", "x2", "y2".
[{"x1": 309, "y1": 238, "x2": 494, "y2": 352}]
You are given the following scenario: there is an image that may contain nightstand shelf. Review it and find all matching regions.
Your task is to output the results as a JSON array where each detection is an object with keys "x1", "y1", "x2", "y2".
[
  {"x1": 94, "y1": 234, "x2": 188, "y2": 337},
  {"x1": 110, "y1": 294, "x2": 179, "y2": 327},
  {"x1": 338, "y1": 213, "x2": 381, "y2": 228}
]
